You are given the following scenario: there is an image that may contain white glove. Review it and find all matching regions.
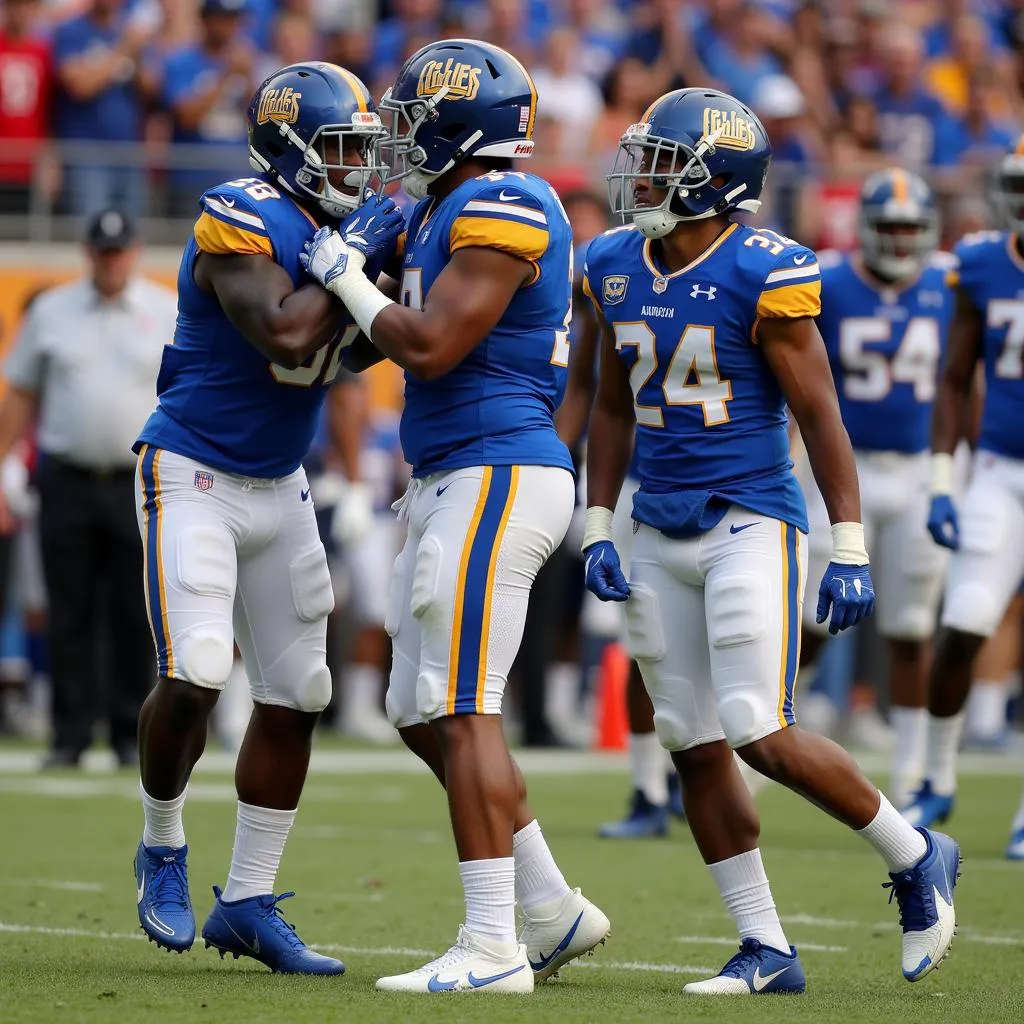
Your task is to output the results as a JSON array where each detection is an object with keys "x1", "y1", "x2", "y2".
[
  {"x1": 331, "y1": 479, "x2": 374, "y2": 547},
  {"x1": 1, "y1": 452, "x2": 36, "y2": 518},
  {"x1": 300, "y1": 226, "x2": 365, "y2": 290}
]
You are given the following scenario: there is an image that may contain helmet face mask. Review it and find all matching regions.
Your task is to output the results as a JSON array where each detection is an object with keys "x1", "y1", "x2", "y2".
[
  {"x1": 290, "y1": 118, "x2": 388, "y2": 216},
  {"x1": 994, "y1": 154, "x2": 1024, "y2": 237},
  {"x1": 857, "y1": 169, "x2": 939, "y2": 281},
  {"x1": 605, "y1": 88, "x2": 770, "y2": 239}
]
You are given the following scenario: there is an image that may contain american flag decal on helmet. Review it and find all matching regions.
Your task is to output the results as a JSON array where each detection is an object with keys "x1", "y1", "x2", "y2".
[
  {"x1": 194, "y1": 470, "x2": 214, "y2": 491},
  {"x1": 519, "y1": 105, "x2": 531, "y2": 132}
]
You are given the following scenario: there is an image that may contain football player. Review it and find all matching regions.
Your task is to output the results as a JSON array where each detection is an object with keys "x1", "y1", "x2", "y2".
[
  {"x1": 131, "y1": 62, "x2": 404, "y2": 973},
  {"x1": 800, "y1": 169, "x2": 955, "y2": 806},
  {"x1": 904, "y1": 137, "x2": 1024, "y2": 862},
  {"x1": 301, "y1": 39, "x2": 610, "y2": 994},
  {"x1": 584, "y1": 88, "x2": 960, "y2": 993}
]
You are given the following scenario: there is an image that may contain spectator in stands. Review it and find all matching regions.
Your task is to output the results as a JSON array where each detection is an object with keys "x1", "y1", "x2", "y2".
[
  {"x1": 557, "y1": 0, "x2": 624, "y2": 84},
  {"x1": 0, "y1": 209, "x2": 177, "y2": 768},
  {"x1": 532, "y1": 27, "x2": 604, "y2": 159},
  {"x1": 871, "y1": 21, "x2": 960, "y2": 171},
  {"x1": 700, "y1": 2, "x2": 784, "y2": 107},
  {"x1": 257, "y1": 6, "x2": 316, "y2": 82},
  {"x1": 464, "y1": 0, "x2": 536, "y2": 64},
  {"x1": 370, "y1": 0, "x2": 441, "y2": 81},
  {"x1": 322, "y1": 10, "x2": 374, "y2": 90},
  {"x1": 52, "y1": 0, "x2": 153, "y2": 217},
  {"x1": 587, "y1": 56, "x2": 658, "y2": 166},
  {"x1": 162, "y1": 0, "x2": 255, "y2": 218},
  {"x1": 0, "y1": 0, "x2": 56, "y2": 215}
]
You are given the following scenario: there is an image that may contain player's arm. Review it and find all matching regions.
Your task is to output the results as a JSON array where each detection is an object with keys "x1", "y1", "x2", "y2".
[
  {"x1": 326, "y1": 377, "x2": 367, "y2": 483},
  {"x1": 195, "y1": 252, "x2": 345, "y2": 369},
  {"x1": 555, "y1": 283, "x2": 598, "y2": 446},
  {"x1": 926, "y1": 286, "x2": 983, "y2": 548},
  {"x1": 341, "y1": 274, "x2": 399, "y2": 374}
]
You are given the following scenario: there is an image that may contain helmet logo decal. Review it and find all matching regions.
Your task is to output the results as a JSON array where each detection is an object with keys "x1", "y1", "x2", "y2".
[
  {"x1": 702, "y1": 108, "x2": 756, "y2": 152},
  {"x1": 417, "y1": 59, "x2": 482, "y2": 102},
  {"x1": 257, "y1": 86, "x2": 302, "y2": 125}
]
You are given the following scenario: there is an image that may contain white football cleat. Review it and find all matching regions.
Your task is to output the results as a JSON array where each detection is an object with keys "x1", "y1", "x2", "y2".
[
  {"x1": 520, "y1": 887, "x2": 611, "y2": 982},
  {"x1": 374, "y1": 926, "x2": 533, "y2": 994}
]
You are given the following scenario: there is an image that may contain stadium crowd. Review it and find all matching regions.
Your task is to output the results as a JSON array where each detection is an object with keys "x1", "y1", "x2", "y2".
[{"x1": 0, "y1": 0, "x2": 1021, "y2": 765}]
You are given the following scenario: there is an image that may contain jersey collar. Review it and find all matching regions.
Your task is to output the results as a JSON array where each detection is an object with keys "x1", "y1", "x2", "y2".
[{"x1": 641, "y1": 222, "x2": 740, "y2": 283}]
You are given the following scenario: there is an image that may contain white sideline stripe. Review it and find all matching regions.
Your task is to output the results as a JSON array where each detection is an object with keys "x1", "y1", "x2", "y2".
[
  {"x1": 0, "y1": 922, "x2": 715, "y2": 973},
  {"x1": 1, "y1": 748, "x2": 1022, "y2": 776},
  {"x1": 675, "y1": 935, "x2": 846, "y2": 953},
  {"x1": 1, "y1": 879, "x2": 104, "y2": 892}
]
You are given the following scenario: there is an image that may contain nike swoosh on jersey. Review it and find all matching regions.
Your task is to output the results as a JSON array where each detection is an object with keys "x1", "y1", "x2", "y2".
[
  {"x1": 220, "y1": 197, "x2": 236, "y2": 207},
  {"x1": 467, "y1": 964, "x2": 527, "y2": 988},
  {"x1": 436, "y1": 482, "x2": 452, "y2": 497},
  {"x1": 729, "y1": 522, "x2": 757, "y2": 534},
  {"x1": 498, "y1": 190, "x2": 522, "y2": 201},
  {"x1": 528, "y1": 910, "x2": 584, "y2": 970},
  {"x1": 793, "y1": 254, "x2": 808, "y2": 264},
  {"x1": 753, "y1": 965, "x2": 790, "y2": 991}
]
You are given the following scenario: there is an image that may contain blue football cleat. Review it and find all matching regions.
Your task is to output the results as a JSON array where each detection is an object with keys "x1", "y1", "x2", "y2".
[
  {"x1": 884, "y1": 827, "x2": 960, "y2": 981},
  {"x1": 135, "y1": 841, "x2": 195, "y2": 952},
  {"x1": 668, "y1": 771, "x2": 686, "y2": 820},
  {"x1": 597, "y1": 788, "x2": 669, "y2": 838},
  {"x1": 683, "y1": 938, "x2": 806, "y2": 995},
  {"x1": 201, "y1": 886, "x2": 346, "y2": 975},
  {"x1": 1005, "y1": 826, "x2": 1024, "y2": 861},
  {"x1": 901, "y1": 780, "x2": 955, "y2": 829}
]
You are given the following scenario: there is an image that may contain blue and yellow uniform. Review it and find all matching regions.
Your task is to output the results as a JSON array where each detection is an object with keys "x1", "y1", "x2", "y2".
[
  {"x1": 135, "y1": 174, "x2": 381, "y2": 478},
  {"x1": 583, "y1": 222, "x2": 820, "y2": 537},
  {"x1": 817, "y1": 251, "x2": 955, "y2": 454},
  {"x1": 398, "y1": 171, "x2": 574, "y2": 477},
  {"x1": 952, "y1": 230, "x2": 1024, "y2": 459}
]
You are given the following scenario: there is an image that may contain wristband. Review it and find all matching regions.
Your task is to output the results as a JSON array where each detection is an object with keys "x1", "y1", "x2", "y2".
[
  {"x1": 326, "y1": 261, "x2": 395, "y2": 339},
  {"x1": 930, "y1": 452, "x2": 954, "y2": 497},
  {"x1": 582, "y1": 506, "x2": 614, "y2": 552},
  {"x1": 830, "y1": 521, "x2": 869, "y2": 565}
]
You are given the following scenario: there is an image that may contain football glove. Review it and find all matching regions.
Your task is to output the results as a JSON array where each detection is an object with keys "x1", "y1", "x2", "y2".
[
  {"x1": 816, "y1": 561, "x2": 875, "y2": 635},
  {"x1": 584, "y1": 540, "x2": 631, "y2": 602},
  {"x1": 927, "y1": 494, "x2": 960, "y2": 550}
]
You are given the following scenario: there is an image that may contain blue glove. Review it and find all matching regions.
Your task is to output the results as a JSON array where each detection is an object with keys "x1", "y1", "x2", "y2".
[
  {"x1": 816, "y1": 562, "x2": 875, "y2": 635},
  {"x1": 336, "y1": 192, "x2": 405, "y2": 262},
  {"x1": 927, "y1": 494, "x2": 960, "y2": 550},
  {"x1": 584, "y1": 540, "x2": 631, "y2": 602}
]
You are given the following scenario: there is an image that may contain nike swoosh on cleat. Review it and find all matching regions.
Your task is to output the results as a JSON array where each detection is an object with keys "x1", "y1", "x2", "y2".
[
  {"x1": 145, "y1": 909, "x2": 175, "y2": 937},
  {"x1": 468, "y1": 964, "x2": 527, "y2": 987},
  {"x1": 729, "y1": 522, "x2": 757, "y2": 534},
  {"x1": 222, "y1": 917, "x2": 261, "y2": 956},
  {"x1": 528, "y1": 911, "x2": 584, "y2": 970},
  {"x1": 427, "y1": 974, "x2": 459, "y2": 992},
  {"x1": 752, "y1": 965, "x2": 790, "y2": 991},
  {"x1": 137, "y1": 872, "x2": 146, "y2": 904}
]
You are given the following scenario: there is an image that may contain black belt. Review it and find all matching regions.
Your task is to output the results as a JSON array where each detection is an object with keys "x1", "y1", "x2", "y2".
[{"x1": 42, "y1": 454, "x2": 136, "y2": 481}]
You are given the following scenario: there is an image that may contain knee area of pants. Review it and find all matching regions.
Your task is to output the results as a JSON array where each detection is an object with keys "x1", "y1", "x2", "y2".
[
  {"x1": 652, "y1": 708, "x2": 698, "y2": 753},
  {"x1": 882, "y1": 609, "x2": 934, "y2": 643},
  {"x1": 942, "y1": 584, "x2": 1001, "y2": 639},
  {"x1": 294, "y1": 665, "x2": 332, "y2": 713},
  {"x1": 179, "y1": 633, "x2": 233, "y2": 690},
  {"x1": 416, "y1": 670, "x2": 446, "y2": 720},
  {"x1": 718, "y1": 693, "x2": 771, "y2": 749}
]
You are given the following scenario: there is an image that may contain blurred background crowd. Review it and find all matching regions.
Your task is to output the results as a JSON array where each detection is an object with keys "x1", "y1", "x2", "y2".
[{"x1": 0, "y1": 0, "x2": 1021, "y2": 765}]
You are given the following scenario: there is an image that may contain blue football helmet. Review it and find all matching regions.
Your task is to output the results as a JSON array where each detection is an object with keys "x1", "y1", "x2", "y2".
[
  {"x1": 247, "y1": 62, "x2": 387, "y2": 218},
  {"x1": 858, "y1": 168, "x2": 939, "y2": 280},
  {"x1": 378, "y1": 38, "x2": 538, "y2": 199},
  {"x1": 607, "y1": 88, "x2": 771, "y2": 239},
  {"x1": 994, "y1": 134, "x2": 1024, "y2": 237}
]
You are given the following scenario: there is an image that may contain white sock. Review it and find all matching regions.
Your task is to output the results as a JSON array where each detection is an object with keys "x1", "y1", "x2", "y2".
[
  {"x1": 709, "y1": 850, "x2": 789, "y2": 951},
  {"x1": 343, "y1": 663, "x2": 384, "y2": 723},
  {"x1": 1012, "y1": 779, "x2": 1024, "y2": 835},
  {"x1": 924, "y1": 713, "x2": 965, "y2": 797},
  {"x1": 965, "y1": 679, "x2": 1007, "y2": 739},
  {"x1": 221, "y1": 802, "x2": 296, "y2": 903},
  {"x1": 545, "y1": 661, "x2": 580, "y2": 724},
  {"x1": 890, "y1": 706, "x2": 927, "y2": 805},
  {"x1": 629, "y1": 731, "x2": 669, "y2": 806},
  {"x1": 513, "y1": 820, "x2": 572, "y2": 910},
  {"x1": 141, "y1": 782, "x2": 187, "y2": 849},
  {"x1": 459, "y1": 857, "x2": 517, "y2": 945},
  {"x1": 857, "y1": 791, "x2": 928, "y2": 872}
]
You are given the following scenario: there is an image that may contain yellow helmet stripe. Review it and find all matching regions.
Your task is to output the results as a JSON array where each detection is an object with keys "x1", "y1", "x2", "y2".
[
  {"x1": 890, "y1": 167, "x2": 909, "y2": 202},
  {"x1": 322, "y1": 62, "x2": 369, "y2": 113}
]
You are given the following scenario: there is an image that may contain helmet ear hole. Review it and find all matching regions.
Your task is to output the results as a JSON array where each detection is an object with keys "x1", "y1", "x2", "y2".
[{"x1": 438, "y1": 122, "x2": 465, "y2": 141}]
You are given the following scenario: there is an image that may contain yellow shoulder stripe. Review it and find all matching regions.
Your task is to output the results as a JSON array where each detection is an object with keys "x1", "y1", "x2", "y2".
[
  {"x1": 194, "y1": 212, "x2": 273, "y2": 257},
  {"x1": 450, "y1": 216, "x2": 548, "y2": 263},
  {"x1": 757, "y1": 279, "x2": 821, "y2": 320},
  {"x1": 946, "y1": 269, "x2": 960, "y2": 287}
]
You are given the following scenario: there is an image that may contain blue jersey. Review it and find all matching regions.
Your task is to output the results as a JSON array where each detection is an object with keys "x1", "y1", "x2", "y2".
[
  {"x1": 398, "y1": 171, "x2": 574, "y2": 477},
  {"x1": 136, "y1": 175, "x2": 370, "y2": 478},
  {"x1": 584, "y1": 223, "x2": 821, "y2": 536},
  {"x1": 817, "y1": 251, "x2": 955, "y2": 454},
  {"x1": 953, "y1": 230, "x2": 1024, "y2": 460}
]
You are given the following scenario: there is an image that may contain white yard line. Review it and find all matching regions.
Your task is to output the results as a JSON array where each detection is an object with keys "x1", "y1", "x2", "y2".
[{"x1": 0, "y1": 879, "x2": 104, "y2": 892}]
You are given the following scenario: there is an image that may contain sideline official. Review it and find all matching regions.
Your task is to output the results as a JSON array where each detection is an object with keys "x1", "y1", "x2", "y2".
[{"x1": 0, "y1": 209, "x2": 177, "y2": 767}]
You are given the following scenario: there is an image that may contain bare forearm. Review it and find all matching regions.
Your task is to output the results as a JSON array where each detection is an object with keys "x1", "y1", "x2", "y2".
[
  {"x1": 930, "y1": 376, "x2": 969, "y2": 455},
  {"x1": 555, "y1": 389, "x2": 592, "y2": 447},
  {"x1": 586, "y1": 403, "x2": 633, "y2": 511},
  {"x1": 329, "y1": 386, "x2": 366, "y2": 482},
  {"x1": 0, "y1": 389, "x2": 37, "y2": 459},
  {"x1": 800, "y1": 410, "x2": 861, "y2": 525},
  {"x1": 59, "y1": 55, "x2": 127, "y2": 100},
  {"x1": 240, "y1": 284, "x2": 343, "y2": 367},
  {"x1": 369, "y1": 305, "x2": 442, "y2": 379}
]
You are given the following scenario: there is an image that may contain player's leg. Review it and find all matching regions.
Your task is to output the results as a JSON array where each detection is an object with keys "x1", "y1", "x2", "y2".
[
  {"x1": 707, "y1": 516, "x2": 957, "y2": 982},
  {"x1": 965, "y1": 593, "x2": 1022, "y2": 746},
  {"x1": 904, "y1": 464, "x2": 1024, "y2": 828},
  {"x1": 624, "y1": 522, "x2": 804, "y2": 996},
  {"x1": 134, "y1": 448, "x2": 238, "y2": 953},
  {"x1": 1007, "y1": 774, "x2": 1024, "y2": 861},
  {"x1": 199, "y1": 469, "x2": 344, "y2": 975},
  {"x1": 377, "y1": 465, "x2": 607, "y2": 993},
  {"x1": 873, "y1": 468, "x2": 948, "y2": 807}
]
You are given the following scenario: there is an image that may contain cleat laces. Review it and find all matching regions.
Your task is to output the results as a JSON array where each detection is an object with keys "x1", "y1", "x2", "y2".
[
  {"x1": 151, "y1": 857, "x2": 191, "y2": 915},
  {"x1": 260, "y1": 892, "x2": 306, "y2": 951},
  {"x1": 883, "y1": 871, "x2": 936, "y2": 932},
  {"x1": 719, "y1": 937, "x2": 765, "y2": 977}
]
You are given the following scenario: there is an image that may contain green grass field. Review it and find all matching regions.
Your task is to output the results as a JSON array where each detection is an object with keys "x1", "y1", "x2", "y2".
[{"x1": 2, "y1": 745, "x2": 1023, "y2": 1023}]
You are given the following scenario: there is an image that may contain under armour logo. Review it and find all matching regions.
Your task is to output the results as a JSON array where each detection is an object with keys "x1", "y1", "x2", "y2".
[{"x1": 690, "y1": 284, "x2": 717, "y2": 300}]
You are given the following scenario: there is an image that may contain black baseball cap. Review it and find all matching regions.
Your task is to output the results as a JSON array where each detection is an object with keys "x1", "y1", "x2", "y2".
[{"x1": 85, "y1": 208, "x2": 137, "y2": 251}]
